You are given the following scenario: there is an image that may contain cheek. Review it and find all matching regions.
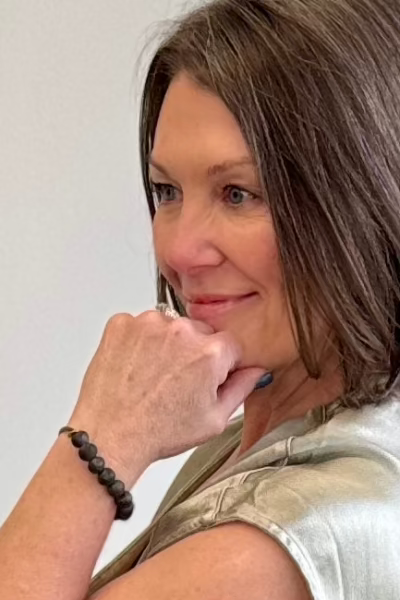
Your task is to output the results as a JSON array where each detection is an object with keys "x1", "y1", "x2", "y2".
[
  {"x1": 152, "y1": 217, "x2": 183, "y2": 298},
  {"x1": 243, "y1": 228, "x2": 282, "y2": 294},
  {"x1": 152, "y1": 219, "x2": 161, "y2": 263},
  {"x1": 152, "y1": 218, "x2": 170, "y2": 276},
  {"x1": 233, "y1": 234, "x2": 296, "y2": 367},
  {"x1": 257, "y1": 241, "x2": 291, "y2": 333}
]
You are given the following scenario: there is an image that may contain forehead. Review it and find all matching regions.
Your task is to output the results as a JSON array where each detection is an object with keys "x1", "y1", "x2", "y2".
[{"x1": 151, "y1": 72, "x2": 252, "y2": 171}]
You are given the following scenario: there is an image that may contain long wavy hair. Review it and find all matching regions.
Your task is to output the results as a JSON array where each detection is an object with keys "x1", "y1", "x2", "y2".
[{"x1": 139, "y1": 0, "x2": 400, "y2": 409}]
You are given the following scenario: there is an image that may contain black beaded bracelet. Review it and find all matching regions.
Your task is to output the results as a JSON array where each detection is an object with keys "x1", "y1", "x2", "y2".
[{"x1": 59, "y1": 426, "x2": 134, "y2": 521}]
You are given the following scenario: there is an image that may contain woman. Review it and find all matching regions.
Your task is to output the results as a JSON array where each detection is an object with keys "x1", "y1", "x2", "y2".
[{"x1": 1, "y1": 0, "x2": 400, "y2": 598}]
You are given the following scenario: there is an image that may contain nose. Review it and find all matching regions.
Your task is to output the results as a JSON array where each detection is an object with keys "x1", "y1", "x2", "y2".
[{"x1": 161, "y1": 202, "x2": 224, "y2": 277}]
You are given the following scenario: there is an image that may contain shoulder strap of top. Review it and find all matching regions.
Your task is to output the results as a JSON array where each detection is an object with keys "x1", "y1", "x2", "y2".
[{"x1": 86, "y1": 416, "x2": 243, "y2": 597}]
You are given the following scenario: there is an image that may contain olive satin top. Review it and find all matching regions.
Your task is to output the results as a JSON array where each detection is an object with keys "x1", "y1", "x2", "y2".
[{"x1": 88, "y1": 394, "x2": 400, "y2": 599}]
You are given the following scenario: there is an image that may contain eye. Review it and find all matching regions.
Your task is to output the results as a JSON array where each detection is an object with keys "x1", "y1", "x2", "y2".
[
  {"x1": 151, "y1": 183, "x2": 179, "y2": 207},
  {"x1": 223, "y1": 185, "x2": 258, "y2": 207}
]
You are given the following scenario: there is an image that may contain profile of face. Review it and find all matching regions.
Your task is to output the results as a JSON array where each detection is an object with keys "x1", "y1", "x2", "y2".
[{"x1": 150, "y1": 72, "x2": 298, "y2": 372}]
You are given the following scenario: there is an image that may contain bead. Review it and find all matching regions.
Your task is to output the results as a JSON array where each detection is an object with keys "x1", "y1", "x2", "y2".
[
  {"x1": 59, "y1": 425, "x2": 134, "y2": 520},
  {"x1": 117, "y1": 491, "x2": 133, "y2": 507},
  {"x1": 116, "y1": 501, "x2": 134, "y2": 520},
  {"x1": 108, "y1": 480, "x2": 125, "y2": 499},
  {"x1": 59, "y1": 426, "x2": 74, "y2": 435},
  {"x1": 71, "y1": 431, "x2": 89, "y2": 448},
  {"x1": 88, "y1": 456, "x2": 105, "y2": 474},
  {"x1": 98, "y1": 468, "x2": 116, "y2": 486},
  {"x1": 78, "y1": 442, "x2": 97, "y2": 461}
]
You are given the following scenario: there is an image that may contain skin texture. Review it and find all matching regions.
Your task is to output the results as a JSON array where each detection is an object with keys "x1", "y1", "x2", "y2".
[
  {"x1": 151, "y1": 72, "x2": 342, "y2": 453},
  {"x1": 0, "y1": 73, "x2": 338, "y2": 600},
  {"x1": 0, "y1": 311, "x2": 267, "y2": 600},
  {"x1": 93, "y1": 524, "x2": 312, "y2": 600},
  {"x1": 151, "y1": 76, "x2": 293, "y2": 372}
]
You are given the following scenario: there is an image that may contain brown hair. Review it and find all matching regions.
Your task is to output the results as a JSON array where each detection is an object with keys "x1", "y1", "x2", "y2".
[{"x1": 139, "y1": 0, "x2": 400, "y2": 408}]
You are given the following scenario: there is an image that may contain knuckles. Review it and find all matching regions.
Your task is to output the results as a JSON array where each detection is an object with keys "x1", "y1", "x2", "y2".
[
  {"x1": 137, "y1": 310, "x2": 163, "y2": 322},
  {"x1": 202, "y1": 340, "x2": 225, "y2": 364},
  {"x1": 105, "y1": 313, "x2": 135, "y2": 332},
  {"x1": 102, "y1": 312, "x2": 224, "y2": 366},
  {"x1": 105, "y1": 310, "x2": 163, "y2": 332},
  {"x1": 105, "y1": 311, "x2": 215, "y2": 339},
  {"x1": 168, "y1": 316, "x2": 195, "y2": 334}
]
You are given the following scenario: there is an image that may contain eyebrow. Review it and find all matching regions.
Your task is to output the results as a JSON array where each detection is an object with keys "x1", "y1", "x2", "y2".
[{"x1": 148, "y1": 157, "x2": 255, "y2": 179}]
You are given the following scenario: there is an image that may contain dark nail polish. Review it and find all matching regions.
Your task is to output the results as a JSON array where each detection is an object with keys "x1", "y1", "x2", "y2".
[{"x1": 254, "y1": 372, "x2": 274, "y2": 390}]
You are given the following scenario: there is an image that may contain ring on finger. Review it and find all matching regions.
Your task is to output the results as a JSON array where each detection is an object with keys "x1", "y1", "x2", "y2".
[{"x1": 155, "y1": 303, "x2": 181, "y2": 320}]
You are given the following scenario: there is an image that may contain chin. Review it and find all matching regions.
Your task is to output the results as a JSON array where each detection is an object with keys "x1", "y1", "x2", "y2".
[
  {"x1": 230, "y1": 332, "x2": 272, "y2": 370},
  {"x1": 224, "y1": 325, "x2": 295, "y2": 372}
]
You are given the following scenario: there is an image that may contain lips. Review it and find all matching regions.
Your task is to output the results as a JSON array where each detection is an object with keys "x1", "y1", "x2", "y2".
[{"x1": 184, "y1": 292, "x2": 258, "y2": 321}]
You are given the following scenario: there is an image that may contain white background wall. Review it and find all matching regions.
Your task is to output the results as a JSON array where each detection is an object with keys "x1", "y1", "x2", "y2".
[{"x1": 0, "y1": 0, "x2": 200, "y2": 573}]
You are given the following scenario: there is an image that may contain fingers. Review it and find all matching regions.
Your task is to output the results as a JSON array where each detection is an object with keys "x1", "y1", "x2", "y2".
[
  {"x1": 217, "y1": 367, "x2": 270, "y2": 420},
  {"x1": 153, "y1": 309, "x2": 216, "y2": 336},
  {"x1": 205, "y1": 331, "x2": 244, "y2": 383},
  {"x1": 176, "y1": 317, "x2": 215, "y2": 336},
  {"x1": 155, "y1": 303, "x2": 181, "y2": 320}
]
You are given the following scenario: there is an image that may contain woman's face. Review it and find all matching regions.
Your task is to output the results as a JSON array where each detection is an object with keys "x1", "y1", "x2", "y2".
[{"x1": 150, "y1": 72, "x2": 297, "y2": 371}]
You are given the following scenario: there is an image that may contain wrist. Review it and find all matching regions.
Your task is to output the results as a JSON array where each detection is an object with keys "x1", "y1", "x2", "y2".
[
  {"x1": 64, "y1": 416, "x2": 151, "y2": 490},
  {"x1": 59, "y1": 427, "x2": 138, "y2": 520}
]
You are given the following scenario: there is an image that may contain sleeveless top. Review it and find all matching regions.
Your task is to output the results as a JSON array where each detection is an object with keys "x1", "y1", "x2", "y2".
[{"x1": 87, "y1": 393, "x2": 400, "y2": 600}]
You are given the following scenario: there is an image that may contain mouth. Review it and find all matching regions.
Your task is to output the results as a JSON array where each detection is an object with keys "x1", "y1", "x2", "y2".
[{"x1": 184, "y1": 293, "x2": 258, "y2": 321}]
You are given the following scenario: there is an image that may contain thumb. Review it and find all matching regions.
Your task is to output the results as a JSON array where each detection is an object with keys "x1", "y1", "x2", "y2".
[{"x1": 217, "y1": 368, "x2": 273, "y2": 420}]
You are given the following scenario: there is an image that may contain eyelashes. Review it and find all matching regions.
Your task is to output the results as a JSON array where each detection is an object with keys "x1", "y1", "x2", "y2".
[
  {"x1": 151, "y1": 183, "x2": 179, "y2": 205},
  {"x1": 150, "y1": 182, "x2": 260, "y2": 208},
  {"x1": 224, "y1": 186, "x2": 258, "y2": 206}
]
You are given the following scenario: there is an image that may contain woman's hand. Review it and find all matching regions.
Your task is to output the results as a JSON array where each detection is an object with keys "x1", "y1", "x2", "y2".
[
  {"x1": 68, "y1": 311, "x2": 265, "y2": 481},
  {"x1": 0, "y1": 311, "x2": 266, "y2": 600}
]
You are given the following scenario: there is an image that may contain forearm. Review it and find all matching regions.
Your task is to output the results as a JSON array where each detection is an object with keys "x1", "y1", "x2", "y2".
[{"x1": 0, "y1": 432, "x2": 148, "y2": 600}]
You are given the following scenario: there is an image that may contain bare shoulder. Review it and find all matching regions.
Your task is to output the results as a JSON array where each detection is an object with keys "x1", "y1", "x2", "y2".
[{"x1": 93, "y1": 522, "x2": 312, "y2": 600}]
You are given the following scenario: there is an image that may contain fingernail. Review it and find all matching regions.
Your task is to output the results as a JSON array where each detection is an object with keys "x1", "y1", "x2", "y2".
[{"x1": 254, "y1": 372, "x2": 274, "y2": 390}]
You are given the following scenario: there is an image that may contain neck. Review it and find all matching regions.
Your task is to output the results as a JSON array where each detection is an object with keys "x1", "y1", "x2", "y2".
[{"x1": 238, "y1": 358, "x2": 343, "y2": 456}]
